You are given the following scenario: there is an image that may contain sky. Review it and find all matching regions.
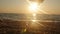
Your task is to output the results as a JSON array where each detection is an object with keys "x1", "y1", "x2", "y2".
[{"x1": 0, "y1": 0, "x2": 60, "y2": 14}]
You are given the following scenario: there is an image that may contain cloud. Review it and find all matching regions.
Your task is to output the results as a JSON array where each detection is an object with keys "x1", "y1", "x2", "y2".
[{"x1": 27, "y1": 0, "x2": 44, "y2": 3}]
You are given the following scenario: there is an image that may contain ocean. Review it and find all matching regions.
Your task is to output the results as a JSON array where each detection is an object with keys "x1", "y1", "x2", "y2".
[
  {"x1": 0, "y1": 13, "x2": 60, "y2": 21},
  {"x1": 0, "y1": 13, "x2": 60, "y2": 34}
]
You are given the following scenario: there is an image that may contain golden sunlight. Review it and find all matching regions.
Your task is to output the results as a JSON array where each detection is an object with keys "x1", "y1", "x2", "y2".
[
  {"x1": 32, "y1": 20, "x2": 36, "y2": 22},
  {"x1": 28, "y1": 2, "x2": 38, "y2": 13},
  {"x1": 33, "y1": 13, "x2": 36, "y2": 17}
]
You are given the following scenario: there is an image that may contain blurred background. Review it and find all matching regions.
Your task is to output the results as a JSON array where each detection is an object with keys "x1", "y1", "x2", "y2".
[
  {"x1": 0, "y1": 0, "x2": 60, "y2": 34},
  {"x1": 0, "y1": 0, "x2": 60, "y2": 14}
]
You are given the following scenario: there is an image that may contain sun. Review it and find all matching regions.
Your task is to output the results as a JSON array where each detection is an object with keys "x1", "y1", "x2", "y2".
[{"x1": 28, "y1": 2, "x2": 38, "y2": 13}]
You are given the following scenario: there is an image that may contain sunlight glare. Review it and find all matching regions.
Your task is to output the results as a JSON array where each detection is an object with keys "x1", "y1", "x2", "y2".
[
  {"x1": 33, "y1": 13, "x2": 36, "y2": 17},
  {"x1": 29, "y1": 2, "x2": 38, "y2": 12},
  {"x1": 32, "y1": 20, "x2": 36, "y2": 22}
]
